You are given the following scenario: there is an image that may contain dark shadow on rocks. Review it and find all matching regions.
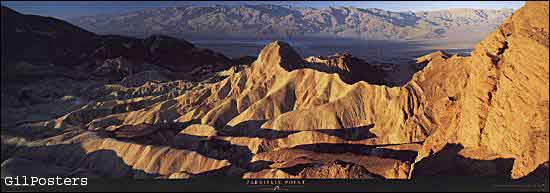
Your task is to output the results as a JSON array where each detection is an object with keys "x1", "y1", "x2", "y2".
[
  {"x1": 2, "y1": 138, "x2": 259, "y2": 180},
  {"x1": 410, "y1": 144, "x2": 515, "y2": 179},
  {"x1": 231, "y1": 56, "x2": 257, "y2": 66},
  {"x1": 272, "y1": 41, "x2": 427, "y2": 87},
  {"x1": 97, "y1": 120, "x2": 256, "y2": 169},
  {"x1": 307, "y1": 56, "x2": 409, "y2": 86},
  {"x1": 293, "y1": 143, "x2": 418, "y2": 162},
  {"x1": 279, "y1": 162, "x2": 323, "y2": 176},
  {"x1": 189, "y1": 160, "x2": 275, "y2": 179},
  {"x1": 190, "y1": 165, "x2": 246, "y2": 179},
  {"x1": 1, "y1": 142, "x2": 21, "y2": 163},
  {"x1": 2, "y1": 126, "x2": 84, "y2": 142},
  {"x1": 113, "y1": 127, "x2": 179, "y2": 147},
  {"x1": 76, "y1": 149, "x2": 137, "y2": 178},
  {"x1": 298, "y1": 159, "x2": 385, "y2": 179},
  {"x1": 1, "y1": 157, "x2": 101, "y2": 178},
  {"x1": 247, "y1": 160, "x2": 275, "y2": 173},
  {"x1": 104, "y1": 120, "x2": 201, "y2": 146},
  {"x1": 218, "y1": 120, "x2": 298, "y2": 139},
  {"x1": 173, "y1": 134, "x2": 254, "y2": 167},
  {"x1": 516, "y1": 161, "x2": 549, "y2": 184},
  {"x1": 316, "y1": 124, "x2": 376, "y2": 141},
  {"x1": 2, "y1": 144, "x2": 139, "y2": 178}
]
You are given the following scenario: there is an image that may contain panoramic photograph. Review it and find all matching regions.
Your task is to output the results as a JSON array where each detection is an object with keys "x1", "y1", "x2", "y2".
[{"x1": 1, "y1": 0, "x2": 548, "y2": 192}]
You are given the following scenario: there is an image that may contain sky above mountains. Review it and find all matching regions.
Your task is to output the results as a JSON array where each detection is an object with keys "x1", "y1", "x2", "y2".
[{"x1": 2, "y1": 1, "x2": 525, "y2": 19}]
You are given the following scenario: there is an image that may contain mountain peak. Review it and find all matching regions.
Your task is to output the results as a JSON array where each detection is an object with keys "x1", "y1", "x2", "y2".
[{"x1": 253, "y1": 40, "x2": 305, "y2": 72}]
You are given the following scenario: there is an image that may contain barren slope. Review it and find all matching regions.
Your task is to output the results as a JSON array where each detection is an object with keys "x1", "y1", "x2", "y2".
[{"x1": 1, "y1": 2, "x2": 548, "y2": 181}]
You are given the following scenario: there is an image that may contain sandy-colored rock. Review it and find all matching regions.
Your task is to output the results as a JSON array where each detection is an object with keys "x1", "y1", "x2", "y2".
[
  {"x1": 298, "y1": 160, "x2": 381, "y2": 179},
  {"x1": 251, "y1": 145, "x2": 417, "y2": 179},
  {"x1": 412, "y1": 1, "x2": 549, "y2": 179},
  {"x1": 5, "y1": 132, "x2": 231, "y2": 178},
  {"x1": 1, "y1": 2, "x2": 547, "y2": 181},
  {"x1": 243, "y1": 169, "x2": 299, "y2": 179}
]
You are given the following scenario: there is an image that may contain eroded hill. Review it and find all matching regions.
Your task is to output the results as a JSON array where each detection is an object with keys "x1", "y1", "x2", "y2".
[{"x1": 1, "y1": 2, "x2": 548, "y2": 182}]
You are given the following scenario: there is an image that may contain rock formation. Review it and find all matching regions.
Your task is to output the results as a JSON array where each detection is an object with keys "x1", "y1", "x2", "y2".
[
  {"x1": 411, "y1": 1, "x2": 549, "y2": 179},
  {"x1": 1, "y1": 2, "x2": 548, "y2": 182}
]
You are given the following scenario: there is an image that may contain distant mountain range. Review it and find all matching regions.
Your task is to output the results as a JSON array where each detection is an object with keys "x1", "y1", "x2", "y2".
[{"x1": 69, "y1": 4, "x2": 514, "y2": 40}]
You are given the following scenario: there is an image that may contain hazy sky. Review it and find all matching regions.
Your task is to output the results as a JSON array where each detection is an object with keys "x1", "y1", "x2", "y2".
[{"x1": 2, "y1": 1, "x2": 526, "y2": 19}]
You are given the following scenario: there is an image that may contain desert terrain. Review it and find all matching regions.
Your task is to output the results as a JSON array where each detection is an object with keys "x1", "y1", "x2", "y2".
[{"x1": 0, "y1": 1, "x2": 548, "y2": 184}]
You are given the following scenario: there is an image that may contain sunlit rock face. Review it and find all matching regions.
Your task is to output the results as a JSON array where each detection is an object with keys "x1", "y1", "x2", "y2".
[
  {"x1": 1, "y1": 2, "x2": 548, "y2": 181},
  {"x1": 411, "y1": 1, "x2": 549, "y2": 179}
]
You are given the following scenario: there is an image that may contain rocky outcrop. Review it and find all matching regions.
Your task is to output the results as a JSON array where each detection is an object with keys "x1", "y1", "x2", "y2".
[
  {"x1": 4, "y1": 132, "x2": 231, "y2": 178},
  {"x1": 1, "y1": 2, "x2": 548, "y2": 181},
  {"x1": 298, "y1": 160, "x2": 382, "y2": 179},
  {"x1": 1, "y1": 6, "x2": 98, "y2": 66},
  {"x1": 415, "y1": 50, "x2": 450, "y2": 65},
  {"x1": 1, "y1": 5, "x2": 236, "y2": 81},
  {"x1": 2, "y1": 39, "x2": 429, "y2": 179},
  {"x1": 411, "y1": 1, "x2": 549, "y2": 179},
  {"x1": 91, "y1": 57, "x2": 140, "y2": 81},
  {"x1": 304, "y1": 53, "x2": 389, "y2": 84},
  {"x1": 142, "y1": 35, "x2": 232, "y2": 73},
  {"x1": 243, "y1": 160, "x2": 384, "y2": 179}
]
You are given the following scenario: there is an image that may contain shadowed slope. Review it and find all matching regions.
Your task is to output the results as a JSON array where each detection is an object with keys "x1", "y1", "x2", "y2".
[{"x1": 1, "y1": 2, "x2": 548, "y2": 181}]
